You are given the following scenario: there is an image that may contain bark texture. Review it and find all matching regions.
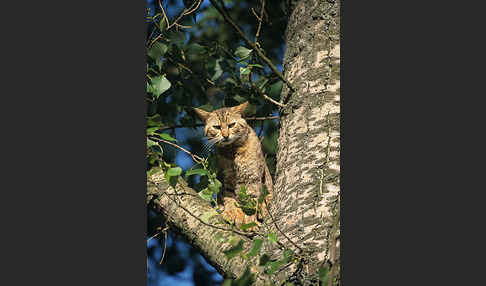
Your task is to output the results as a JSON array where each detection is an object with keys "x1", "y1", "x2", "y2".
[{"x1": 271, "y1": 0, "x2": 341, "y2": 284}]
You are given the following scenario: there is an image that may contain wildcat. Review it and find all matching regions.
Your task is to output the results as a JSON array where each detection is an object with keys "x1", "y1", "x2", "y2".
[{"x1": 194, "y1": 102, "x2": 272, "y2": 228}]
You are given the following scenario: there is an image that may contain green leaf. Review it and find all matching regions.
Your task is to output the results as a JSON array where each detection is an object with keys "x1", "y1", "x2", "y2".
[
  {"x1": 266, "y1": 260, "x2": 283, "y2": 275},
  {"x1": 248, "y1": 239, "x2": 263, "y2": 257},
  {"x1": 199, "y1": 188, "x2": 213, "y2": 201},
  {"x1": 147, "y1": 114, "x2": 163, "y2": 127},
  {"x1": 211, "y1": 58, "x2": 223, "y2": 81},
  {"x1": 207, "y1": 180, "x2": 222, "y2": 194},
  {"x1": 159, "y1": 133, "x2": 177, "y2": 142},
  {"x1": 148, "y1": 42, "x2": 168, "y2": 69},
  {"x1": 169, "y1": 31, "x2": 186, "y2": 48},
  {"x1": 185, "y1": 168, "x2": 209, "y2": 178},
  {"x1": 146, "y1": 127, "x2": 160, "y2": 136},
  {"x1": 258, "y1": 185, "x2": 269, "y2": 203},
  {"x1": 268, "y1": 231, "x2": 277, "y2": 244},
  {"x1": 239, "y1": 185, "x2": 247, "y2": 195},
  {"x1": 151, "y1": 75, "x2": 171, "y2": 98},
  {"x1": 282, "y1": 249, "x2": 293, "y2": 264},
  {"x1": 166, "y1": 174, "x2": 178, "y2": 188},
  {"x1": 234, "y1": 46, "x2": 252, "y2": 59},
  {"x1": 233, "y1": 95, "x2": 247, "y2": 103},
  {"x1": 146, "y1": 82, "x2": 154, "y2": 94},
  {"x1": 318, "y1": 266, "x2": 329, "y2": 285},
  {"x1": 185, "y1": 43, "x2": 206, "y2": 55},
  {"x1": 240, "y1": 222, "x2": 257, "y2": 231},
  {"x1": 223, "y1": 239, "x2": 244, "y2": 260},
  {"x1": 240, "y1": 66, "x2": 251, "y2": 76},
  {"x1": 259, "y1": 254, "x2": 270, "y2": 266},
  {"x1": 166, "y1": 167, "x2": 182, "y2": 177},
  {"x1": 147, "y1": 138, "x2": 157, "y2": 148},
  {"x1": 222, "y1": 279, "x2": 232, "y2": 286},
  {"x1": 268, "y1": 80, "x2": 283, "y2": 99},
  {"x1": 165, "y1": 167, "x2": 181, "y2": 188}
]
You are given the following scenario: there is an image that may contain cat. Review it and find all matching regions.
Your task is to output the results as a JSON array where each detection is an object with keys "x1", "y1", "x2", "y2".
[{"x1": 194, "y1": 101, "x2": 273, "y2": 228}]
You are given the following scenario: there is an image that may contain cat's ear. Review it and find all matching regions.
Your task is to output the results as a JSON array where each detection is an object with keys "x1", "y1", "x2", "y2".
[
  {"x1": 232, "y1": 101, "x2": 248, "y2": 115},
  {"x1": 193, "y1": 107, "x2": 211, "y2": 123}
]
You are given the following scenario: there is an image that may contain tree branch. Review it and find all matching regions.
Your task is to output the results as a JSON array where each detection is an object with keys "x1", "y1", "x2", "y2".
[{"x1": 147, "y1": 170, "x2": 258, "y2": 280}]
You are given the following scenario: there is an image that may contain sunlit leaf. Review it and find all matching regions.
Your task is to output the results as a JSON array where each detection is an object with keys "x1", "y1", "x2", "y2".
[
  {"x1": 147, "y1": 138, "x2": 157, "y2": 148},
  {"x1": 240, "y1": 222, "x2": 257, "y2": 231},
  {"x1": 199, "y1": 188, "x2": 213, "y2": 201},
  {"x1": 234, "y1": 46, "x2": 252, "y2": 59},
  {"x1": 159, "y1": 133, "x2": 177, "y2": 142},
  {"x1": 268, "y1": 231, "x2": 277, "y2": 244},
  {"x1": 151, "y1": 75, "x2": 171, "y2": 98},
  {"x1": 166, "y1": 167, "x2": 182, "y2": 177},
  {"x1": 146, "y1": 127, "x2": 160, "y2": 135},
  {"x1": 185, "y1": 168, "x2": 209, "y2": 178},
  {"x1": 266, "y1": 260, "x2": 283, "y2": 275}
]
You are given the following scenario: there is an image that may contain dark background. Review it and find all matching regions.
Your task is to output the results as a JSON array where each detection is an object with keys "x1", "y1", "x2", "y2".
[{"x1": 1, "y1": 1, "x2": 485, "y2": 285}]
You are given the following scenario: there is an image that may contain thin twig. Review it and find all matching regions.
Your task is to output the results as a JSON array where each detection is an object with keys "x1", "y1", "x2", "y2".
[
  {"x1": 147, "y1": 231, "x2": 162, "y2": 242},
  {"x1": 208, "y1": 0, "x2": 295, "y2": 92},
  {"x1": 166, "y1": 0, "x2": 202, "y2": 30},
  {"x1": 159, "y1": 231, "x2": 168, "y2": 264},
  {"x1": 253, "y1": 0, "x2": 265, "y2": 43},
  {"x1": 158, "y1": 0, "x2": 170, "y2": 29},
  {"x1": 267, "y1": 204, "x2": 305, "y2": 253},
  {"x1": 150, "y1": 137, "x2": 204, "y2": 163},
  {"x1": 175, "y1": 22, "x2": 192, "y2": 29},
  {"x1": 147, "y1": 225, "x2": 169, "y2": 242},
  {"x1": 262, "y1": 93, "x2": 285, "y2": 108},
  {"x1": 245, "y1": 115, "x2": 279, "y2": 121}
]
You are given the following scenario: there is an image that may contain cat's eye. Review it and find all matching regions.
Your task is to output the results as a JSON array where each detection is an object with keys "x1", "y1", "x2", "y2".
[
  {"x1": 213, "y1": 125, "x2": 221, "y2": 129},
  {"x1": 228, "y1": 123, "x2": 236, "y2": 128}
]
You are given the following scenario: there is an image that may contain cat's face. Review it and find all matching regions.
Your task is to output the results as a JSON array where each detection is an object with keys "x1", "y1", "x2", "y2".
[{"x1": 194, "y1": 102, "x2": 249, "y2": 147}]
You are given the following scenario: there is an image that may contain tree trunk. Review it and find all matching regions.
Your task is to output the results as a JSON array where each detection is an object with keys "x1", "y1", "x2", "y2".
[
  {"x1": 148, "y1": 0, "x2": 340, "y2": 284},
  {"x1": 270, "y1": 0, "x2": 340, "y2": 284}
]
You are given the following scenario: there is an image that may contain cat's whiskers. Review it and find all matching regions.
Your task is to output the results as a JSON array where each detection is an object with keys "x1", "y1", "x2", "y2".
[{"x1": 201, "y1": 137, "x2": 220, "y2": 154}]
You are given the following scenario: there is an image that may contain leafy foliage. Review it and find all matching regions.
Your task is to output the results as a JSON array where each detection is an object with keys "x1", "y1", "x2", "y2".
[{"x1": 145, "y1": 0, "x2": 289, "y2": 285}]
